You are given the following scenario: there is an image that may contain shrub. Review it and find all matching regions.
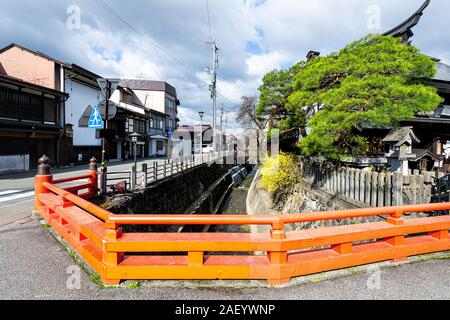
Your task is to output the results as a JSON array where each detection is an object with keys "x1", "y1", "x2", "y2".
[{"x1": 260, "y1": 152, "x2": 300, "y2": 194}]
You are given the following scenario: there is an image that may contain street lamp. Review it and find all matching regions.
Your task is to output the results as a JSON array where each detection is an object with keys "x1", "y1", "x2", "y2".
[{"x1": 130, "y1": 132, "x2": 141, "y2": 189}]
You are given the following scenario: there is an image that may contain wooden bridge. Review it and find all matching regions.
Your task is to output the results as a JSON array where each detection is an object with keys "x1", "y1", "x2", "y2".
[{"x1": 34, "y1": 156, "x2": 450, "y2": 286}]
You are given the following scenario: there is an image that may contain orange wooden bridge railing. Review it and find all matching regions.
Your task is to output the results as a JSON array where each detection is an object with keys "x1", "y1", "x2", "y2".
[{"x1": 34, "y1": 156, "x2": 450, "y2": 286}]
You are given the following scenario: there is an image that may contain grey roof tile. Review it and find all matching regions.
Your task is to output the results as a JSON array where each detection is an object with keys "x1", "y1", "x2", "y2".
[
  {"x1": 118, "y1": 79, "x2": 177, "y2": 96},
  {"x1": 433, "y1": 62, "x2": 450, "y2": 82}
]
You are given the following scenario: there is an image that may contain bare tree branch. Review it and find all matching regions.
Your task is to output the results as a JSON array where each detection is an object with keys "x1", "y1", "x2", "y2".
[{"x1": 236, "y1": 96, "x2": 267, "y2": 130}]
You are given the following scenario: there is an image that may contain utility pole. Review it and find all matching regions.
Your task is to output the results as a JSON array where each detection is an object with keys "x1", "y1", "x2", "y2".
[
  {"x1": 220, "y1": 103, "x2": 224, "y2": 133},
  {"x1": 101, "y1": 80, "x2": 111, "y2": 195},
  {"x1": 199, "y1": 111, "x2": 204, "y2": 155},
  {"x1": 206, "y1": 38, "x2": 219, "y2": 152},
  {"x1": 219, "y1": 103, "x2": 224, "y2": 152}
]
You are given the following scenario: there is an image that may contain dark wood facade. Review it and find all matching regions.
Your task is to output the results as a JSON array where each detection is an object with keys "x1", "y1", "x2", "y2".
[{"x1": 0, "y1": 74, "x2": 68, "y2": 171}]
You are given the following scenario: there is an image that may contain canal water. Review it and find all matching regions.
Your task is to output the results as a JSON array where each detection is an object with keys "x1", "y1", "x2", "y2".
[{"x1": 210, "y1": 167, "x2": 257, "y2": 234}]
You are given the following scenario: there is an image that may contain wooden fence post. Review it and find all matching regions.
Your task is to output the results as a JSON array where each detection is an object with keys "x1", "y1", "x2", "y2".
[
  {"x1": 330, "y1": 168, "x2": 334, "y2": 192},
  {"x1": 329, "y1": 167, "x2": 333, "y2": 190},
  {"x1": 371, "y1": 172, "x2": 378, "y2": 207},
  {"x1": 354, "y1": 170, "x2": 360, "y2": 202},
  {"x1": 349, "y1": 169, "x2": 355, "y2": 200},
  {"x1": 392, "y1": 172, "x2": 403, "y2": 206},
  {"x1": 130, "y1": 165, "x2": 136, "y2": 190},
  {"x1": 365, "y1": 172, "x2": 372, "y2": 205},
  {"x1": 378, "y1": 172, "x2": 385, "y2": 207},
  {"x1": 359, "y1": 171, "x2": 366, "y2": 204},
  {"x1": 154, "y1": 162, "x2": 158, "y2": 181},
  {"x1": 385, "y1": 173, "x2": 392, "y2": 207},
  {"x1": 345, "y1": 167, "x2": 351, "y2": 198}
]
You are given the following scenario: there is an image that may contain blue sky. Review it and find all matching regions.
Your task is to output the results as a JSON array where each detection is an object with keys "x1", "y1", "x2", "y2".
[{"x1": 0, "y1": 0, "x2": 448, "y2": 132}]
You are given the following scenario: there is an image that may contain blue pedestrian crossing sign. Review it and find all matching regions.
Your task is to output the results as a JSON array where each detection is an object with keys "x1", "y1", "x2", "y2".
[{"x1": 88, "y1": 105, "x2": 103, "y2": 129}]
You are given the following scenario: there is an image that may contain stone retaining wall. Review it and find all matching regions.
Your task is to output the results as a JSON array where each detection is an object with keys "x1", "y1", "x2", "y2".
[{"x1": 104, "y1": 163, "x2": 229, "y2": 215}]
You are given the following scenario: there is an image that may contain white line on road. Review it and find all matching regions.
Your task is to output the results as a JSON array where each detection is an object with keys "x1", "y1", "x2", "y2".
[
  {"x1": 0, "y1": 198, "x2": 34, "y2": 209},
  {"x1": 0, "y1": 190, "x2": 21, "y2": 196},
  {"x1": 0, "y1": 191, "x2": 35, "y2": 203}
]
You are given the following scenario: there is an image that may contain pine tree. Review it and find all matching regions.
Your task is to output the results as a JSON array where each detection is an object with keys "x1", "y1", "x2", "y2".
[{"x1": 287, "y1": 34, "x2": 442, "y2": 159}]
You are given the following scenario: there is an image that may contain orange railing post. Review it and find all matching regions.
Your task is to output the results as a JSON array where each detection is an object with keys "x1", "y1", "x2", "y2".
[
  {"x1": 102, "y1": 220, "x2": 123, "y2": 285},
  {"x1": 87, "y1": 157, "x2": 99, "y2": 197},
  {"x1": 267, "y1": 218, "x2": 289, "y2": 285},
  {"x1": 385, "y1": 208, "x2": 406, "y2": 262},
  {"x1": 33, "y1": 155, "x2": 53, "y2": 217},
  {"x1": 387, "y1": 208, "x2": 404, "y2": 225}
]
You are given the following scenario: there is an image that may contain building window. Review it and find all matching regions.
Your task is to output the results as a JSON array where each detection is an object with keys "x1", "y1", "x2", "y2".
[
  {"x1": 168, "y1": 119, "x2": 173, "y2": 129},
  {"x1": 149, "y1": 118, "x2": 154, "y2": 129},
  {"x1": 157, "y1": 141, "x2": 164, "y2": 152},
  {"x1": 0, "y1": 87, "x2": 54, "y2": 123},
  {"x1": 134, "y1": 119, "x2": 146, "y2": 134},
  {"x1": 127, "y1": 118, "x2": 134, "y2": 133},
  {"x1": 159, "y1": 120, "x2": 164, "y2": 130},
  {"x1": 167, "y1": 98, "x2": 175, "y2": 111},
  {"x1": 43, "y1": 98, "x2": 57, "y2": 124},
  {"x1": 122, "y1": 91, "x2": 133, "y2": 104}
]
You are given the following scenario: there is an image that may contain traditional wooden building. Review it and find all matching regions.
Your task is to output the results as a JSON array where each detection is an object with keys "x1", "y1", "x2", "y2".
[
  {"x1": 109, "y1": 80, "x2": 180, "y2": 159},
  {"x1": 0, "y1": 44, "x2": 69, "y2": 172},
  {"x1": 340, "y1": 0, "x2": 450, "y2": 172},
  {"x1": 387, "y1": 0, "x2": 450, "y2": 173},
  {"x1": 0, "y1": 73, "x2": 68, "y2": 172}
]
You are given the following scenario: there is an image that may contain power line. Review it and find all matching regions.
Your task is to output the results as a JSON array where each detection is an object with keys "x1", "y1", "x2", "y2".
[
  {"x1": 93, "y1": 0, "x2": 240, "y2": 123},
  {"x1": 93, "y1": 0, "x2": 205, "y2": 85},
  {"x1": 178, "y1": 84, "x2": 209, "y2": 91},
  {"x1": 217, "y1": 92, "x2": 240, "y2": 111}
]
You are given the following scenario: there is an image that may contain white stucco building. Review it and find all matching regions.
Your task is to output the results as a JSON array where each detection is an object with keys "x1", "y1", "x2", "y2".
[
  {"x1": 64, "y1": 64, "x2": 105, "y2": 163},
  {"x1": 109, "y1": 80, "x2": 179, "y2": 158}
]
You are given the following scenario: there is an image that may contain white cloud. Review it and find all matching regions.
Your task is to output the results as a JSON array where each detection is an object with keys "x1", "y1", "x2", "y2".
[{"x1": 246, "y1": 51, "x2": 289, "y2": 77}]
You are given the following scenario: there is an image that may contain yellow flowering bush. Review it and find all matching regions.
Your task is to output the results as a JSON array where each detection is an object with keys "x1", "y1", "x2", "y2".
[{"x1": 260, "y1": 152, "x2": 300, "y2": 194}]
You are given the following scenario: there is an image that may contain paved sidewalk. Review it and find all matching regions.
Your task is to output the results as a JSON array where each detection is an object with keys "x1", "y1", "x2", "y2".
[{"x1": 0, "y1": 218, "x2": 449, "y2": 300}]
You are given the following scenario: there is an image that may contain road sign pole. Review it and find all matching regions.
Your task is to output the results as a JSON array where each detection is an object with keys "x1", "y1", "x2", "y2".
[{"x1": 101, "y1": 81, "x2": 110, "y2": 195}]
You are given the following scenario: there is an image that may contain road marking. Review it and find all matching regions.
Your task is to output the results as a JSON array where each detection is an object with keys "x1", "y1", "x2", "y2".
[
  {"x1": 0, "y1": 191, "x2": 35, "y2": 203},
  {"x1": 0, "y1": 190, "x2": 21, "y2": 196},
  {"x1": 0, "y1": 198, "x2": 34, "y2": 209}
]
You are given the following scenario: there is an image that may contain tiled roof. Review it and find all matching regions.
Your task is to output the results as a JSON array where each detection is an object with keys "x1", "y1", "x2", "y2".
[
  {"x1": 382, "y1": 126, "x2": 420, "y2": 144},
  {"x1": 433, "y1": 62, "x2": 450, "y2": 82},
  {"x1": 382, "y1": 0, "x2": 430, "y2": 42},
  {"x1": 119, "y1": 79, "x2": 177, "y2": 96},
  {"x1": 0, "y1": 73, "x2": 69, "y2": 97}
]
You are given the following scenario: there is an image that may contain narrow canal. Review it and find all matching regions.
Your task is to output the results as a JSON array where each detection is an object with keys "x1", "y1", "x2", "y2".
[{"x1": 211, "y1": 167, "x2": 257, "y2": 234}]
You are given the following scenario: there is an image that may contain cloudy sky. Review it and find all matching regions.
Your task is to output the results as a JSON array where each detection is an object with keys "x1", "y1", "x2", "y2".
[{"x1": 0, "y1": 0, "x2": 448, "y2": 132}]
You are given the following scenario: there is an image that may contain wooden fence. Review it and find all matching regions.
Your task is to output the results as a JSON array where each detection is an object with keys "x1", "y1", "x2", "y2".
[{"x1": 300, "y1": 160, "x2": 442, "y2": 206}]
